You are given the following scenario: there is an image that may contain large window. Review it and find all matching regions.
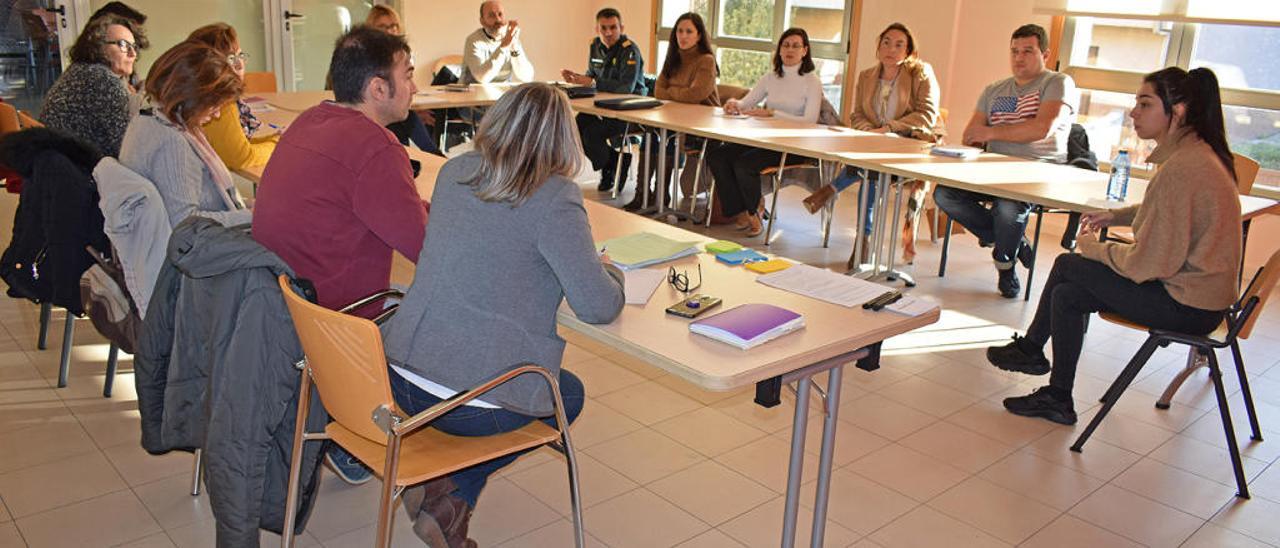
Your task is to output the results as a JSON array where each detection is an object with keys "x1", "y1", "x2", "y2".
[
  {"x1": 655, "y1": 0, "x2": 851, "y2": 108},
  {"x1": 1061, "y1": 17, "x2": 1280, "y2": 195}
]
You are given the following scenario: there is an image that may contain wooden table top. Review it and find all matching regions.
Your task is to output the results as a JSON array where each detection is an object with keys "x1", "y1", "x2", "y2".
[{"x1": 236, "y1": 102, "x2": 937, "y2": 390}]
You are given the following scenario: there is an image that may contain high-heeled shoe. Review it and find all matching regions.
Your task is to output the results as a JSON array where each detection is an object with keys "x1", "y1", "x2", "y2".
[
  {"x1": 803, "y1": 184, "x2": 836, "y2": 214},
  {"x1": 744, "y1": 213, "x2": 763, "y2": 237}
]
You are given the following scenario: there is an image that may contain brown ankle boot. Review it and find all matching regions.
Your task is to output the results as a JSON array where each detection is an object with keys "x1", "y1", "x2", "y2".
[
  {"x1": 803, "y1": 184, "x2": 836, "y2": 214},
  {"x1": 405, "y1": 477, "x2": 475, "y2": 548}
]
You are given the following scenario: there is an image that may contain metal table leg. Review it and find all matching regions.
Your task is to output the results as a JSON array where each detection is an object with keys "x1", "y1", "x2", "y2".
[{"x1": 778, "y1": 347, "x2": 867, "y2": 548}]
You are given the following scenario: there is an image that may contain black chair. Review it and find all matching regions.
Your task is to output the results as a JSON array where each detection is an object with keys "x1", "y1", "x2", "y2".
[
  {"x1": 936, "y1": 124, "x2": 1094, "y2": 300},
  {"x1": 1071, "y1": 248, "x2": 1279, "y2": 499}
]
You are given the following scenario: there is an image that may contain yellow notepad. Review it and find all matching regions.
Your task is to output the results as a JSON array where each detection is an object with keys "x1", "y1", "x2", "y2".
[{"x1": 745, "y1": 259, "x2": 793, "y2": 274}]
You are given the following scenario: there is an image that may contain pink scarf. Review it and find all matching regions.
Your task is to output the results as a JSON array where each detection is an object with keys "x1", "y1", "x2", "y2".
[{"x1": 183, "y1": 126, "x2": 243, "y2": 211}]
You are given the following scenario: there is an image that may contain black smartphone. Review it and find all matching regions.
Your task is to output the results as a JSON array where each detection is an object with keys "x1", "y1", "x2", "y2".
[
  {"x1": 409, "y1": 159, "x2": 422, "y2": 178},
  {"x1": 665, "y1": 294, "x2": 722, "y2": 319}
]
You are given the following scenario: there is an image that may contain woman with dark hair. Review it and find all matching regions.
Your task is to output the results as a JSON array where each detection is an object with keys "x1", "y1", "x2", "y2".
[
  {"x1": 803, "y1": 22, "x2": 940, "y2": 265},
  {"x1": 987, "y1": 67, "x2": 1242, "y2": 426},
  {"x1": 624, "y1": 12, "x2": 720, "y2": 211},
  {"x1": 188, "y1": 23, "x2": 278, "y2": 172},
  {"x1": 704, "y1": 28, "x2": 823, "y2": 236},
  {"x1": 38, "y1": 14, "x2": 145, "y2": 157},
  {"x1": 119, "y1": 40, "x2": 251, "y2": 228},
  {"x1": 384, "y1": 82, "x2": 623, "y2": 546}
]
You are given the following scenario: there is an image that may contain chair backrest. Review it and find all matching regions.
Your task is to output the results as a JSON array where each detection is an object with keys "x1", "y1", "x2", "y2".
[
  {"x1": 243, "y1": 71, "x2": 278, "y2": 94},
  {"x1": 277, "y1": 275, "x2": 397, "y2": 443},
  {"x1": 0, "y1": 102, "x2": 20, "y2": 135},
  {"x1": 716, "y1": 84, "x2": 749, "y2": 102},
  {"x1": 1238, "y1": 247, "x2": 1280, "y2": 339},
  {"x1": 433, "y1": 54, "x2": 464, "y2": 78},
  {"x1": 1233, "y1": 153, "x2": 1260, "y2": 195}
]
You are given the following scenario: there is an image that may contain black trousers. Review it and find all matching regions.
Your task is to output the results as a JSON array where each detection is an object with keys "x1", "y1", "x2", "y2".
[
  {"x1": 1025, "y1": 253, "x2": 1223, "y2": 395},
  {"x1": 705, "y1": 143, "x2": 806, "y2": 218},
  {"x1": 576, "y1": 114, "x2": 629, "y2": 172}
]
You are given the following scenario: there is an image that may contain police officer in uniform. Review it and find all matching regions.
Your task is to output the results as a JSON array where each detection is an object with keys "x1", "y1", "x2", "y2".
[{"x1": 562, "y1": 7, "x2": 646, "y2": 192}]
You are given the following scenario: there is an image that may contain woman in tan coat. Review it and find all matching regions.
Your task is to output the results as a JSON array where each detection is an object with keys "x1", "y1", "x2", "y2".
[
  {"x1": 624, "y1": 12, "x2": 720, "y2": 211},
  {"x1": 987, "y1": 67, "x2": 1241, "y2": 426},
  {"x1": 803, "y1": 22, "x2": 940, "y2": 265}
]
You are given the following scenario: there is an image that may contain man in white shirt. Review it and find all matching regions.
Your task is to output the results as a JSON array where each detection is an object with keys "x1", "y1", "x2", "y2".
[{"x1": 460, "y1": 0, "x2": 534, "y2": 84}]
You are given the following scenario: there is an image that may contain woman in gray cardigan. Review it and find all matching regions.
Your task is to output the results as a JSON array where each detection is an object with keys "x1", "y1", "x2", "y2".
[
  {"x1": 119, "y1": 40, "x2": 251, "y2": 228},
  {"x1": 382, "y1": 83, "x2": 624, "y2": 546}
]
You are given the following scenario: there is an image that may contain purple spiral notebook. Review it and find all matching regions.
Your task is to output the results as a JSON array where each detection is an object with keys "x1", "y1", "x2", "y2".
[{"x1": 689, "y1": 303, "x2": 805, "y2": 350}]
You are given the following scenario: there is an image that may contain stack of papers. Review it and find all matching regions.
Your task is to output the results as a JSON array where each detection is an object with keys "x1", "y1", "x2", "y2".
[
  {"x1": 885, "y1": 295, "x2": 940, "y2": 316},
  {"x1": 599, "y1": 232, "x2": 701, "y2": 270},
  {"x1": 930, "y1": 145, "x2": 981, "y2": 159},
  {"x1": 756, "y1": 265, "x2": 941, "y2": 316},
  {"x1": 690, "y1": 303, "x2": 804, "y2": 350}
]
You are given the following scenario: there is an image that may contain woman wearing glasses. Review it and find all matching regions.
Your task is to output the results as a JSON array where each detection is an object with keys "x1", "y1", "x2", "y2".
[
  {"x1": 705, "y1": 27, "x2": 824, "y2": 238},
  {"x1": 188, "y1": 23, "x2": 278, "y2": 171},
  {"x1": 119, "y1": 41, "x2": 251, "y2": 228},
  {"x1": 382, "y1": 83, "x2": 623, "y2": 545},
  {"x1": 39, "y1": 14, "x2": 145, "y2": 158}
]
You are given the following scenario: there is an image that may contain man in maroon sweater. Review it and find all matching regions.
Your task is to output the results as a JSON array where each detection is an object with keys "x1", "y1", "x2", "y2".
[
  {"x1": 254, "y1": 26, "x2": 427, "y2": 318},
  {"x1": 252, "y1": 26, "x2": 428, "y2": 485}
]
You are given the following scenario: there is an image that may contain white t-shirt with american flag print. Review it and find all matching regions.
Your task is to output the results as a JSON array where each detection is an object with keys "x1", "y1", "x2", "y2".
[{"x1": 976, "y1": 70, "x2": 1078, "y2": 163}]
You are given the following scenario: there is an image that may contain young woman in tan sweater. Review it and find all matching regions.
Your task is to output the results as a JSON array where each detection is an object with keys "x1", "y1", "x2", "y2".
[
  {"x1": 623, "y1": 12, "x2": 720, "y2": 211},
  {"x1": 986, "y1": 67, "x2": 1241, "y2": 425}
]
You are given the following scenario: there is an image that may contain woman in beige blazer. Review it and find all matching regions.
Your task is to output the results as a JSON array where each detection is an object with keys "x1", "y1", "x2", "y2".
[{"x1": 804, "y1": 22, "x2": 941, "y2": 266}]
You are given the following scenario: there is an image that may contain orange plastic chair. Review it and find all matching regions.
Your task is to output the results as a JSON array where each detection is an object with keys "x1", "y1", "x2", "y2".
[
  {"x1": 276, "y1": 275, "x2": 584, "y2": 548},
  {"x1": 243, "y1": 71, "x2": 278, "y2": 94},
  {"x1": 1079, "y1": 247, "x2": 1280, "y2": 500}
]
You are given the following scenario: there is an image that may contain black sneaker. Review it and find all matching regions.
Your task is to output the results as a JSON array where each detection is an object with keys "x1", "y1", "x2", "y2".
[
  {"x1": 987, "y1": 334, "x2": 1050, "y2": 375},
  {"x1": 997, "y1": 268, "x2": 1020, "y2": 298},
  {"x1": 1017, "y1": 238, "x2": 1035, "y2": 269},
  {"x1": 597, "y1": 170, "x2": 616, "y2": 192},
  {"x1": 1003, "y1": 386, "x2": 1077, "y2": 425}
]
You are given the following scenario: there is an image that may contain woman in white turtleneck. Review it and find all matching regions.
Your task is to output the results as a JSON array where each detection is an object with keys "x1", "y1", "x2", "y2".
[{"x1": 705, "y1": 28, "x2": 823, "y2": 237}]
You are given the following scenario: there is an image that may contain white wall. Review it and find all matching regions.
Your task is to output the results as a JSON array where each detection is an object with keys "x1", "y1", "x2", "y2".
[
  {"x1": 853, "y1": 0, "x2": 1050, "y2": 134},
  {"x1": 401, "y1": 0, "x2": 653, "y2": 88}
]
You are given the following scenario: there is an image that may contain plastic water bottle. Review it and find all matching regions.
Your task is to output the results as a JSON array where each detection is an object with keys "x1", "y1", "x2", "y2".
[{"x1": 1107, "y1": 150, "x2": 1130, "y2": 201}]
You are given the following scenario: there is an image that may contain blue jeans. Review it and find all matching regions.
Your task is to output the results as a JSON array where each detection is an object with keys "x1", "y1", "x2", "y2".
[
  {"x1": 388, "y1": 368, "x2": 585, "y2": 506},
  {"x1": 831, "y1": 167, "x2": 871, "y2": 236},
  {"x1": 932, "y1": 186, "x2": 1032, "y2": 267}
]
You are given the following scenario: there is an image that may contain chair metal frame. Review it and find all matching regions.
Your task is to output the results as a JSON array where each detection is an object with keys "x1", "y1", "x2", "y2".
[
  {"x1": 1071, "y1": 263, "x2": 1272, "y2": 499},
  {"x1": 276, "y1": 276, "x2": 584, "y2": 548}
]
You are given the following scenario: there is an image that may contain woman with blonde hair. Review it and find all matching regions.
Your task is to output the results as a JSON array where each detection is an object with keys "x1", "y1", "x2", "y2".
[
  {"x1": 803, "y1": 22, "x2": 941, "y2": 266},
  {"x1": 382, "y1": 82, "x2": 624, "y2": 546},
  {"x1": 365, "y1": 4, "x2": 402, "y2": 34},
  {"x1": 362, "y1": 4, "x2": 442, "y2": 155},
  {"x1": 119, "y1": 40, "x2": 250, "y2": 228},
  {"x1": 187, "y1": 23, "x2": 278, "y2": 171}
]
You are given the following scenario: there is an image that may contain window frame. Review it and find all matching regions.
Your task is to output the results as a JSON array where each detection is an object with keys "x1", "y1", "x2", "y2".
[
  {"x1": 653, "y1": 0, "x2": 855, "y2": 93},
  {"x1": 1058, "y1": 16, "x2": 1280, "y2": 197}
]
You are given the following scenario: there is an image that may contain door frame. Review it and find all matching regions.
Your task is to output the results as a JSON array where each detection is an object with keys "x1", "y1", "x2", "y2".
[{"x1": 262, "y1": 0, "x2": 395, "y2": 92}]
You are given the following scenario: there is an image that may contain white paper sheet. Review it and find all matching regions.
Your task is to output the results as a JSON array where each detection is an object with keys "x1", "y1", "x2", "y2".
[
  {"x1": 885, "y1": 295, "x2": 940, "y2": 316},
  {"x1": 756, "y1": 264, "x2": 890, "y2": 307},
  {"x1": 623, "y1": 269, "x2": 666, "y2": 305}
]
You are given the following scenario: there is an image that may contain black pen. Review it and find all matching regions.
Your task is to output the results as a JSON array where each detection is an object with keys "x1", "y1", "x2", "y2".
[
  {"x1": 873, "y1": 292, "x2": 904, "y2": 311},
  {"x1": 862, "y1": 290, "x2": 898, "y2": 309}
]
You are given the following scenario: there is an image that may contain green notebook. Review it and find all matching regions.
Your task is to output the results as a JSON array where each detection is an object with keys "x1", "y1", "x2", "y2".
[
  {"x1": 704, "y1": 240, "x2": 743, "y2": 254},
  {"x1": 598, "y1": 232, "x2": 701, "y2": 270}
]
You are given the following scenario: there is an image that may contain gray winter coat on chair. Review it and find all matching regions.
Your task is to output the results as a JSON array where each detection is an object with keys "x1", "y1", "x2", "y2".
[{"x1": 135, "y1": 216, "x2": 327, "y2": 548}]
